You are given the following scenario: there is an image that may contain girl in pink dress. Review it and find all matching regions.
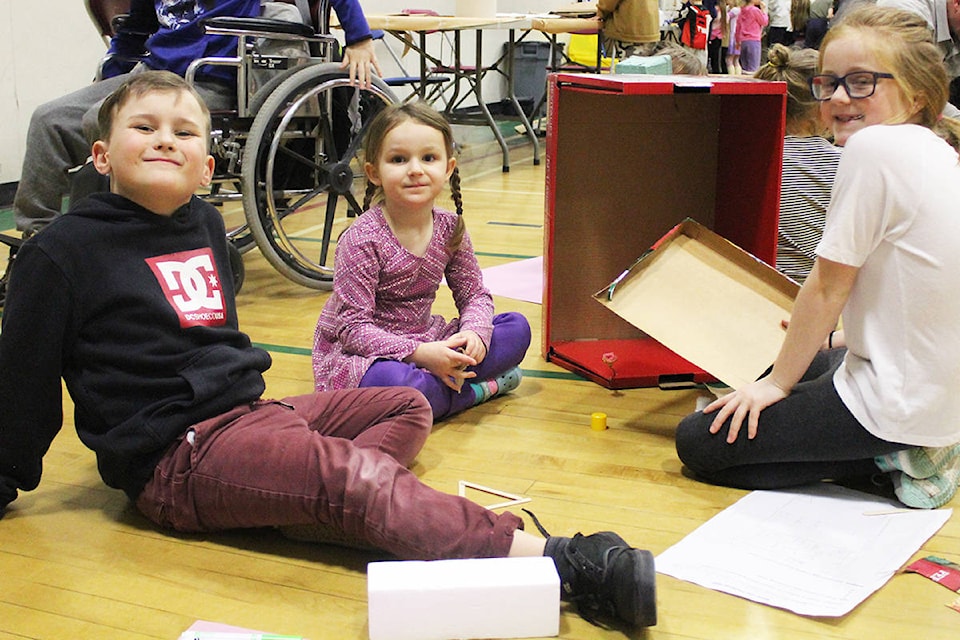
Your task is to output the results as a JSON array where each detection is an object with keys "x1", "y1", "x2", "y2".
[{"x1": 312, "y1": 102, "x2": 530, "y2": 421}]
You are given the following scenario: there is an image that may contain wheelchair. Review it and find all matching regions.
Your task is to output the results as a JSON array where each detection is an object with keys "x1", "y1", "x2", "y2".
[{"x1": 89, "y1": 0, "x2": 399, "y2": 290}]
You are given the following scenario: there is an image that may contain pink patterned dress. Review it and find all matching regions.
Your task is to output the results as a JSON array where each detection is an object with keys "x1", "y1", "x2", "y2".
[{"x1": 312, "y1": 204, "x2": 494, "y2": 391}]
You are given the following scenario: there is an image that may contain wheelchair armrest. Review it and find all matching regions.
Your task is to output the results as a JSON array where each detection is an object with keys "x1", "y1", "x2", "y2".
[
  {"x1": 95, "y1": 52, "x2": 149, "y2": 82},
  {"x1": 0, "y1": 234, "x2": 23, "y2": 251},
  {"x1": 202, "y1": 16, "x2": 316, "y2": 39},
  {"x1": 111, "y1": 13, "x2": 128, "y2": 33},
  {"x1": 109, "y1": 14, "x2": 155, "y2": 42}
]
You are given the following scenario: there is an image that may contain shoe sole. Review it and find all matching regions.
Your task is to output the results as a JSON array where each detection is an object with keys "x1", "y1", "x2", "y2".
[{"x1": 630, "y1": 548, "x2": 658, "y2": 627}]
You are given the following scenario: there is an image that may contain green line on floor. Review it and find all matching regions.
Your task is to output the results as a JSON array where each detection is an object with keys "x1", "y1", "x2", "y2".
[{"x1": 252, "y1": 342, "x2": 587, "y2": 382}]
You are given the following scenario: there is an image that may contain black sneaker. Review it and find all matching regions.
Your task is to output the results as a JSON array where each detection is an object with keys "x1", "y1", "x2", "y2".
[{"x1": 549, "y1": 531, "x2": 657, "y2": 628}]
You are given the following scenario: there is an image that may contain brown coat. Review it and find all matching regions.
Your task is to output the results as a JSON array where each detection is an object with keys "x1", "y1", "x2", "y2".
[{"x1": 597, "y1": 0, "x2": 661, "y2": 44}]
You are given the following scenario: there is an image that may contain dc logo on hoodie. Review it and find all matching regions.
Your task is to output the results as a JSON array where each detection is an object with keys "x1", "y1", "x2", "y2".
[{"x1": 146, "y1": 248, "x2": 226, "y2": 328}]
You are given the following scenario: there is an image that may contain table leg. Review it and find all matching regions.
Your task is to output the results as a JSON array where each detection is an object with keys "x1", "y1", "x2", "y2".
[
  {"x1": 418, "y1": 31, "x2": 428, "y2": 101},
  {"x1": 466, "y1": 31, "x2": 512, "y2": 172},
  {"x1": 505, "y1": 29, "x2": 540, "y2": 166}
]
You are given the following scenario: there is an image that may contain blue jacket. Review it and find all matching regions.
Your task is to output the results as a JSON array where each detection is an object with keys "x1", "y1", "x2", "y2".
[{"x1": 104, "y1": 0, "x2": 372, "y2": 82}]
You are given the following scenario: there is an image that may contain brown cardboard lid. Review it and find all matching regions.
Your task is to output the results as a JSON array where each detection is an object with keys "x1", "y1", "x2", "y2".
[{"x1": 594, "y1": 219, "x2": 800, "y2": 390}]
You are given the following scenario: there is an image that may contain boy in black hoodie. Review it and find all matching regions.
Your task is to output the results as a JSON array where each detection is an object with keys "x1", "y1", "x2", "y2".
[{"x1": 0, "y1": 71, "x2": 656, "y2": 629}]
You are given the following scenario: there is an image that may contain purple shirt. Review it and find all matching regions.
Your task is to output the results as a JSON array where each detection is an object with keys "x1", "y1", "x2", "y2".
[{"x1": 313, "y1": 205, "x2": 494, "y2": 390}]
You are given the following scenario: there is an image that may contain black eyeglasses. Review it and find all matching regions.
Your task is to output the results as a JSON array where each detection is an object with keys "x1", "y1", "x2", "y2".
[{"x1": 809, "y1": 71, "x2": 896, "y2": 101}]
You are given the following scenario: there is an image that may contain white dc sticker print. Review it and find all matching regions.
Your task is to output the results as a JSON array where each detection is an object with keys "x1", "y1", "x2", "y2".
[{"x1": 146, "y1": 248, "x2": 226, "y2": 328}]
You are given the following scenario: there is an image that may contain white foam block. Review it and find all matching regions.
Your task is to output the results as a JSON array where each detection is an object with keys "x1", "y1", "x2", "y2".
[{"x1": 368, "y1": 556, "x2": 560, "y2": 640}]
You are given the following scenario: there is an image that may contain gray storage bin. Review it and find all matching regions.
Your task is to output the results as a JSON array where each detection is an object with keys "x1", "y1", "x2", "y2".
[{"x1": 505, "y1": 41, "x2": 555, "y2": 116}]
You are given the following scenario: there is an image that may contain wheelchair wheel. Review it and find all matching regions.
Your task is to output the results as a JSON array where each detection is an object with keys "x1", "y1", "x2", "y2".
[{"x1": 242, "y1": 63, "x2": 397, "y2": 289}]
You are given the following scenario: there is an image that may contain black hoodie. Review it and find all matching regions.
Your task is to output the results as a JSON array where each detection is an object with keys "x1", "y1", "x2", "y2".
[{"x1": 0, "y1": 193, "x2": 270, "y2": 511}]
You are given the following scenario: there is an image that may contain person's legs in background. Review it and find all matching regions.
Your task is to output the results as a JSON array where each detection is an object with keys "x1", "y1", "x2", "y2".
[
  {"x1": 3, "y1": 69, "x2": 236, "y2": 307},
  {"x1": 13, "y1": 75, "x2": 129, "y2": 234}
]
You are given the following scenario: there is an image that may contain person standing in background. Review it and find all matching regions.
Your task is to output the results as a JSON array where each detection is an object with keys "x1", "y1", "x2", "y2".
[
  {"x1": 736, "y1": 0, "x2": 769, "y2": 72},
  {"x1": 790, "y1": 0, "x2": 811, "y2": 46},
  {"x1": 767, "y1": 0, "x2": 794, "y2": 45},
  {"x1": 805, "y1": 0, "x2": 834, "y2": 48},
  {"x1": 597, "y1": 0, "x2": 662, "y2": 58},
  {"x1": 877, "y1": 0, "x2": 960, "y2": 112},
  {"x1": 726, "y1": 0, "x2": 744, "y2": 74},
  {"x1": 709, "y1": 1, "x2": 730, "y2": 72}
]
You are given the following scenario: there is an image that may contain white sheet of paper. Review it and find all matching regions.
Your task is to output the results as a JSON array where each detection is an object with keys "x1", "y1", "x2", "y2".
[{"x1": 656, "y1": 484, "x2": 953, "y2": 617}]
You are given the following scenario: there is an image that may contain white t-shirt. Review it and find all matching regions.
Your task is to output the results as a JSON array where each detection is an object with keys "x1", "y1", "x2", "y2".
[
  {"x1": 767, "y1": 0, "x2": 792, "y2": 29},
  {"x1": 817, "y1": 124, "x2": 960, "y2": 446}
]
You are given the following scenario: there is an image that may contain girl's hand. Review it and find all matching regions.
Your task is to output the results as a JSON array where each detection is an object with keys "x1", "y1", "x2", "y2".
[
  {"x1": 450, "y1": 330, "x2": 487, "y2": 364},
  {"x1": 410, "y1": 341, "x2": 477, "y2": 392},
  {"x1": 703, "y1": 377, "x2": 789, "y2": 443}
]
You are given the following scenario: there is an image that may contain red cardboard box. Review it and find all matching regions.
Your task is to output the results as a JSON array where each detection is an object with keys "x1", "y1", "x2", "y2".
[{"x1": 542, "y1": 74, "x2": 787, "y2": 388}]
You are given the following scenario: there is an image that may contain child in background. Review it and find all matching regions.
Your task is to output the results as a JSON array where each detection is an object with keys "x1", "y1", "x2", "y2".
[
  {"x1": 736, "y1": 0, "x2": 769, "y2": 73},
  {"x1": 754, "y1": 43, "x2": 842, "y2": 283},
  {"x1": 312, "y1": 102, "x2": 531, "y2": 422},
  {"x1": 675, "y1": 0, "x2": 712, "y2": 70},
  {"x1": 676, "y1": 7, "x2": 960, "y2": 509},
  {"x1": 708, "y1": 1, "x2": 728, "y2": 73},
  {"x1": 725, "y1": 0, "x2": 743, "y2": 74},
  {"x1": 597, "y1": 0, "x2": 662, "y2": 59},
  {"x1": 651, "y1": 40, "x2": 709, "y2": 75},
  {"x1": 790, "y1": 0, "x2": 811, "y2": 47},
  {"x1": 0, "y1": 71, "x2": 657, "y2": 630}
]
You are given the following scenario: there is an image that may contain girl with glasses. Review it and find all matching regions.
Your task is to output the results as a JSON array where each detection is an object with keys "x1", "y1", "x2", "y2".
[{"x1": 676, "y1": 6, "x2": 960, "y2": 509}]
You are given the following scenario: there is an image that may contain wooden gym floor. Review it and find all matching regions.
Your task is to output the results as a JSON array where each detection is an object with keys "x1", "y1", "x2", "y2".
[{"x1": 1, "y1": 134, "x2": 958, "y2": 639}]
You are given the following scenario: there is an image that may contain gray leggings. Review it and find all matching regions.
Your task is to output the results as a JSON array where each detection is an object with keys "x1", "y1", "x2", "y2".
[
  {"x1": 13, "y1": 65, "x2": 233, "y2": 233},
  {"x1": 675, "y1": 349, "x2": 909, "y2": 489}
]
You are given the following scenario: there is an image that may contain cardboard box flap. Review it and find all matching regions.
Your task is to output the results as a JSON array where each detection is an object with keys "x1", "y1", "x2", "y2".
[{"x1": 594, "y1": 219, "x2": 800, "y2": 390}]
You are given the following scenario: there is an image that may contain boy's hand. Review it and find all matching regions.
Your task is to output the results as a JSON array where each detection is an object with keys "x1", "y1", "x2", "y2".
[
  {"x1": 409, "y1": 340, "x2": 477, "y2": 392},
  {"x1": 340, "y1": 38, "x2": 382, "y2": 88}
]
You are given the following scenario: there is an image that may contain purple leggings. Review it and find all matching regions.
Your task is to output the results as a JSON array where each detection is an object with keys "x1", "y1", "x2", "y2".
[
  {"x1": 135, "y1": 387, "x2": 523, "y2": 559},
  {"x1": 360, "y1": 311, "x2": 531, "y2": 420}
]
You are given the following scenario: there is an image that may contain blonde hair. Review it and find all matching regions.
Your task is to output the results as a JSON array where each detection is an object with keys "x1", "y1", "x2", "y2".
[
  {"x1": 650, "y1": 40, "x2": 708, "y2": 75},
  {"x1": 821, "y1": 5, "x2": 960, "y2": 149},
  {"x1": 362, "y1": 102, "x2": 465, "y2": 253},
  {"x1": 791, "y1": 0, "x2": 811, "y2": 36},
  {"x1": 755, "y1": 44, "x2": 821, "y2": 134}
]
